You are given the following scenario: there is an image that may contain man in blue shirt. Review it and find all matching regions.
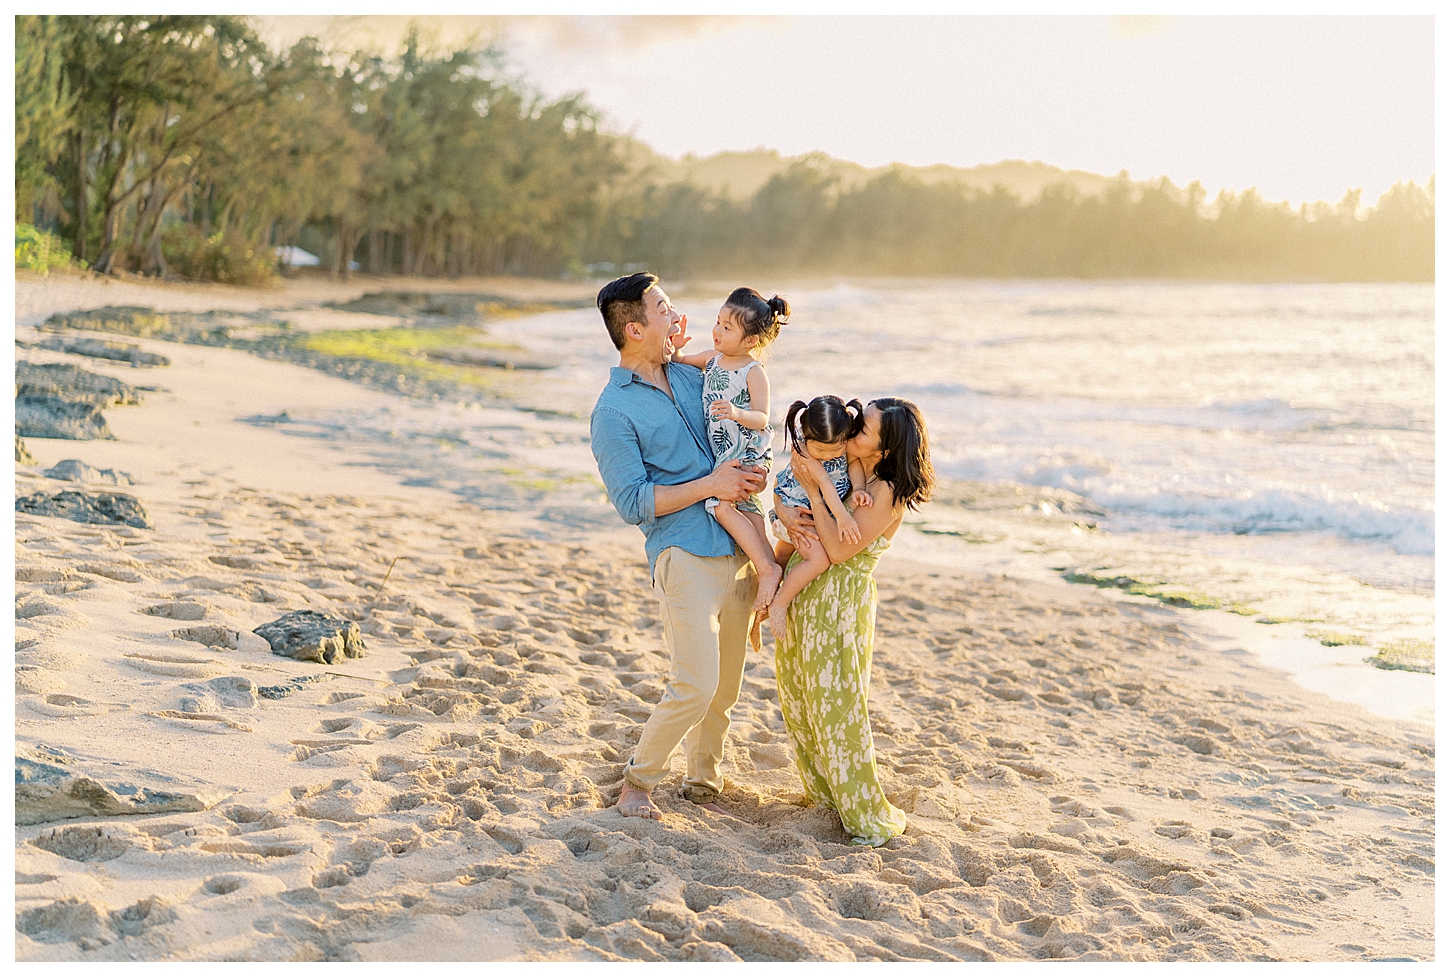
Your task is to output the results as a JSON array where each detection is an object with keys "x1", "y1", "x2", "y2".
[{"x1": 590, "y1": 272, "x2": 766, "y2": 820}]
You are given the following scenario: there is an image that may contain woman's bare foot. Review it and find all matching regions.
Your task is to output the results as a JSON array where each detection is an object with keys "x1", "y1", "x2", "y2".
[
  {"x1": 751, "y1": 562, "x2": 783, "y2": 615},
  {"x1": 617, "y1": 785, "x2": 662, "y2": 820},
  {"x1": 767, "y1": 601, "x2": 789, "y2": 641}
]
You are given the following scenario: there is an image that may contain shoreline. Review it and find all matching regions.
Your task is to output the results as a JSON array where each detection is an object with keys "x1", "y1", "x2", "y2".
[
  {"x1": 17, "y1": 272, "x2": 1432, "y2": 722},
  {"x1": 882, "y1": 509, "x2": 1435, "y2": 730},
  {"x1": 13, "y1": 274, "x2": 1435, "y2": 961}
]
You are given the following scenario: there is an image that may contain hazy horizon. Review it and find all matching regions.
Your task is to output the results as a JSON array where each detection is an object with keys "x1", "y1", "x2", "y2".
[{"x1": 250, "y1": 14, "x2": 1434, "y2": 210}]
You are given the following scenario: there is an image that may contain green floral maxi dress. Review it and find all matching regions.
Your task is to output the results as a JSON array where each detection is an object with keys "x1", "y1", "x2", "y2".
[{"x1": 775, "y1": 534, "x2": 907, "y2": 846}]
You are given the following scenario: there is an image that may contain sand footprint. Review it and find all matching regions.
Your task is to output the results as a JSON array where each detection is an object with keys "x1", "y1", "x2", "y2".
[
  {"x1": 25, "y1": 693, "x2": 129, "y2": 719},
  {"x1": 140, "y1": 600, "x2": 208, "y2": 620},
  {"x1": 171, "y1": 625, "x2": 272, "y2": 655},
  {"x1": 147, "y1": 710, "x2": 254, "y2": 733},
  {"x1": 124, "y1": 650, "x2": 230, "y2": 679}
]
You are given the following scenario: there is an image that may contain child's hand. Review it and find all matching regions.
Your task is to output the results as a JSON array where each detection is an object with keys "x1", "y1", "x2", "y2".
[
  {"x1": 791, "y1": 451, "x2": 827, "y2": 489},
  {"x1": 853, "y1": 488, "x2": 873, "y2": 509},
  {"x1": 709, "y1": 399, "x2": 737, "y2": 422},
  {"x1": 837, "y1": 512, "x2": 861, "y2": 545}
]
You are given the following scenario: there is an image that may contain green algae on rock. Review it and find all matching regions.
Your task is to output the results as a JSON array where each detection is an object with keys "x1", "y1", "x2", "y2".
[
  {"x1": 1367, "y1": 638, "x2": 1434, "y2": 674},
  {"x1": 1305, "y1": 629, "x2": 1369, "y2": 648},
  {"x1": 1062, "y1": 569, "x2": 1258, "y2": 616}
]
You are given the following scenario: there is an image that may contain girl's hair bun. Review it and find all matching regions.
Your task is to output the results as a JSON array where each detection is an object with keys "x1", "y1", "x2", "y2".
[{"x1": 724, "y1": 287, "x2": 790, "y2": 354}]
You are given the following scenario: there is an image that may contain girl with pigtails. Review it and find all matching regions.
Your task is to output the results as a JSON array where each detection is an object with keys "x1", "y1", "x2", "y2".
[{"x1": 764, "y1": 395, "x2": 872, "y2": 640}]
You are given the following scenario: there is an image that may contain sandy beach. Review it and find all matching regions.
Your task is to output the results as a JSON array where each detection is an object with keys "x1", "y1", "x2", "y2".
[{"x1": 13, "y1": 272, "x2": 1435, "y2": 961}]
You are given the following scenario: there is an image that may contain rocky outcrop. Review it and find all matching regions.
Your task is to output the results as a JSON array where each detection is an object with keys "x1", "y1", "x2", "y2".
[
  {"x1": 16, "y1": 754, "x2": 232, "y2": 825},
  {"x1": 42, "y1": 305, "x2": 174, "y2": 338},
  {"x1": 254, "y1": 609, "x2": 366, "y2": 664},
  {"x1": 15, "y1": 395, "x2": 115, "y2": 440},
  {"x1": 16, "y1": 361, "x2": 142, "y2": 406},
  {"x1": 38, "y1": 336, "x2": 170, "y2": 367},
  {"x1": 16, "y1": 435, "x2": 36, "y2": 465},
  {"x1": 429, "y1": 347, "x2": 560, "y2": 371},
  {"x1": 43, "y1": 459, "x2": 134, "y2": 485},
  {"x1": 15, "y1": 490, "x2": 153, "y2": 529}
]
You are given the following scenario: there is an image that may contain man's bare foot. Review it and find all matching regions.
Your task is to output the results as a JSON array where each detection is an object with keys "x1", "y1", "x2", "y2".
[
  {"x1": 766, "y1": 601, "x2": 789, "y2": 641},
  {"x1": 751, "y1": 562, "x2": 783, "y2": 615},
  {"x1": 691, "y1": 799, "x2": 748, "y2": 823},
  {"x1": 748, "y1": 611, "x2": 763, "y2": 654},
  {"x1": 617, "y1": 785, "x2": 662, "y2": 820}
]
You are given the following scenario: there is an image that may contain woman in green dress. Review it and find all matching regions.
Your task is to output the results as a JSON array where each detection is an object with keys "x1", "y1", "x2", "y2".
[{"x1": 772, "y1": 397, "x2": 935, "y2": 846}]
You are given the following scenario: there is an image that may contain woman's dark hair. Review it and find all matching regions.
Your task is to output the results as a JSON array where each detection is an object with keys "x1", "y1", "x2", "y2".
[
  {"x1": 869, "y1": 397, "x2": 934, "y2": 511},
  {"x1": 597, "y1": 271, "x2": 660, "y2": 350},
  {"x1": 784, "y1": 395, "x2": 864, "y2": 454},
  {"x1": 724, "y1": 287, "x2": 789, "y2": 352}
]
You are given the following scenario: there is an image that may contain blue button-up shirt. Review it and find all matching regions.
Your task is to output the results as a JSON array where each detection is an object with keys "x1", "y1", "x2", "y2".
[{"x1": 591, "y1": 364, "x2": 738, "y2": 578}]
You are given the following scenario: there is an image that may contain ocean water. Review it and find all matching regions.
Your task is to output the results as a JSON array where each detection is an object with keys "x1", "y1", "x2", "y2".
[
  {"x1": 491, "y1": 279, "x2": 1434, "y2": 657},
  {"x1": 761, "y1": 281, "x2": 1432, "y2": 558}
]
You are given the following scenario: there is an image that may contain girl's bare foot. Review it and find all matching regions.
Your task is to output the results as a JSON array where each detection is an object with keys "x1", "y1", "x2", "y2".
[
  {"x1": 767, "y1": 601, "x2": 789, "y2": 641},
  {"x1": 752, "y1": 562, "x2": 783, "y2": 615},
  {"x1": 748, "y1": 611, "x2": 764, "y2": 655}
]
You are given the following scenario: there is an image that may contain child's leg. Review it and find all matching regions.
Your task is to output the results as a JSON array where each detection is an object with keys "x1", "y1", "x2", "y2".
[
  {"x1": 766, "y1": 541, "x2": 831, "y2": 640},
  {"x1": 713, "y1": 502, "x2": 783, "y2": 613},
  {"x1": 772, "y1": 539, "x2": 795, "y2": 570}
]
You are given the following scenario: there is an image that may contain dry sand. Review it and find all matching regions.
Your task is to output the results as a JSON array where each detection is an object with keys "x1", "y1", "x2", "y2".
[{"x1": 12, "y1": 273, "x2": 1435, "y2": 961}]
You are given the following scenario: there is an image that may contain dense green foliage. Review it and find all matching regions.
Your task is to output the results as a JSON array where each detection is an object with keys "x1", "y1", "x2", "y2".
[
  {"x1": 16, "y1": 15, "x2": 621, "y2": 281},
  {"x1": 16, "y1": 15, "x2": 1435, "y2": 283},
  {"x1": 16, "y1": 222, "x2": 84, "y2": 274}
]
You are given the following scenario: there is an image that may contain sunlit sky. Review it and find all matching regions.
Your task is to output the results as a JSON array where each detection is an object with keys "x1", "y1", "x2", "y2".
[{"x1": 252, "y1": 14, "x2": 1434, "y2": 208}]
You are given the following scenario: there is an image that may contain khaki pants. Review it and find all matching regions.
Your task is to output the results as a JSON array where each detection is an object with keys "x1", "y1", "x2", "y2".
[{"x1": 623, "y1": 546, "x2": 753, "y2": 800}]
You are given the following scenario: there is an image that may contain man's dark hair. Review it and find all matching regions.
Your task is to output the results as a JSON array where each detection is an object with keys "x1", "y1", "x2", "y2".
[{"x1": 597, "y1": 272, "x2": 660, "y2": 350}]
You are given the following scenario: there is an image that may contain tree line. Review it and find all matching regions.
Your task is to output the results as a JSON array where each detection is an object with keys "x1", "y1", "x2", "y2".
[
  {"x1": 623, "y1": 162, "x2": 1433, "y2": 281},
  {"x1": 16, "y1": 15, "x2": 1434, "y2": 284}
]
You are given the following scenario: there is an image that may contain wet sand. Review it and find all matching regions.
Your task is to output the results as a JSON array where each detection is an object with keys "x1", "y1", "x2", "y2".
[{"x1": 12, "y1": 273, "x2": 1435, "y2": 961}]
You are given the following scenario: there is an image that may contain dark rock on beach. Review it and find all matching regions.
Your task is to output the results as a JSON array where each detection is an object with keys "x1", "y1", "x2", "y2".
[
  {"x1": 37, "y1": 335, "x2": 170, "y2": 367},
  {"x1": 16, "y1": 435, "x2": 36, "y2": 465},
  {"x1": 15, "y1": 395, "x2": 115, "y2": 440},
  {"x1": 257, "y1": 674, "x2": 330, "y2": 699},
  {"x1": 324, "y1": 291, "x2": 588, "y2": 323},
  {"x1": 428, "y1": 347, "x2": 560, "y2": 371},
  {"x1": 16, "y1": 361, "x2": 142, "y2": 406},
  {"x1": 254, "y1": 609, "x2": 366, "y2": 664},
  {"x1": 15, "y1": 490, "x2": 153, "y2": 529},
  {"x1": 42, "y1": 305, "x2": 174, "y2": 338},
  {"x1": 16, "y1": 755, "x2": 232, "y2": 825},
  {"x1": 43, "y1": 459, "x2": 134, "y2": 485}
]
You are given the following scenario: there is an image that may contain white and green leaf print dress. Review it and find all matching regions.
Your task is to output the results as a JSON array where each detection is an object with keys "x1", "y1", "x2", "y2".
[
  {"x1": 703, "y1": 354, "x2": 772, "y2": 517},
  {"x1": 776, "y1": 534, "x2": 908, "y2": 847}
]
